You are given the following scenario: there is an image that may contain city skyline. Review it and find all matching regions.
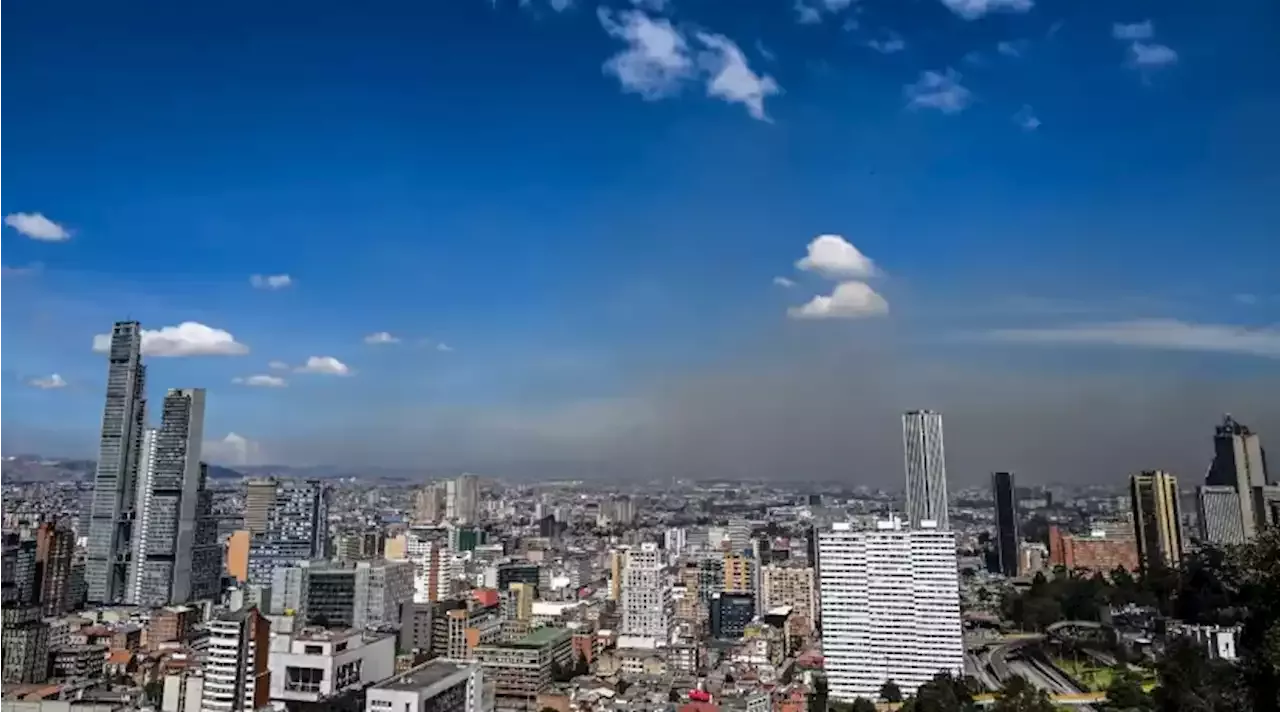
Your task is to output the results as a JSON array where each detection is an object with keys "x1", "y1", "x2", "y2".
[{"x1": 5, "y1": 0, "x2": 1279, "y2": 486}]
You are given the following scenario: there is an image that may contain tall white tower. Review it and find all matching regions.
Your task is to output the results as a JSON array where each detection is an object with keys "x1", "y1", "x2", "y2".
[
  {"x1": 902, "y1": 410, "x2": 949, "y2": 529},
  {"x1": 621, "y1": 542, "x2": 672, "y2": 643},
  {"x1": 817, "y1": 518, "x2": 963, "y2": 701}
]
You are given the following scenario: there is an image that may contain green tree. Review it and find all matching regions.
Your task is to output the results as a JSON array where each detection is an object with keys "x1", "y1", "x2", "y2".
[
  {"x1": 850, "y1": 698, "x2": 878, "y2": 712},
  {"x1": 991, "y1": 676, "x2": 1054, "y2": 712},
  {"x1": 1099, "y1": 668, "x2": 1152, "y2": 711},
  {"x1": 880, "y1": 679, "x2": 904, "y2": 703},
  {"x1": 911, "y1": 671, "x2": 977, "y2": 712},
  {"x1": 1150, "y1": 637, "x2": 1244, "y2": 712},
  {"x1": 144, "y1": 681, "x2": 163, "y2": 706},
  {"x1": 808, "y1": 675, "x2": 829, "y2": 712}
]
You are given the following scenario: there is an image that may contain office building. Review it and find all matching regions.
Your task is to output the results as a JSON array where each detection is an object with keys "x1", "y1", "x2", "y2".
[
  {"x1": 3, "y1": 534, "x2": 49, "y2": 685},
  {"x1": 87, "y1": 320, "x2": 148, "y2": 604},
  {"x1": 244, "y1": 479, "x2": 278, "y2": 535},
  {"x1": 474, "y1": 628, "x2": 572, "y2": 712},
  {"x1": 723, "y1": 553, "x2": 754, "y2": 594},
  {"x1": 446, "y1": 474, "x2": 480, "y2": 525},
  {"x1": 272, "y1": 560, "x2": 413, "y2": 630},
  {"x1": 620, "y1": 542, "x2": 672, "y2": 642},
  {"x1": 902, "y1": 410, "x2": 949, "y2": 529},
  {"x1": 817, "y1": 518, "x2": 963, "y2": 701},
  {"x1": 991, "y1": 472, "x2": 1019, "y2": 577},
  {"x1": 727, "y1": 517, "x2": 751, "y2": 554},
  {"x1": 203, "y1": 607, "x2": 272, "y2": 712},
  {"x1": 394, "y1": 528, "x2": 457, "y2": 604},
  {"x1": 268, "y1": 627, "x2": 396, "y2": 706},
  {"x1": 128, "y1": 388, "x2": 210, "y2": 606},
  {"x1": 1130, "y1": 470, "x2": 1184, "y2": 570},
  {"x1": 35, "y1": 521, "x2": 75, "y2": 616},
  {"x1": 1199, "y1": 416, "x2": 1274, "y2": 543},
  {"x1": 414, "y1": 484, "x2": 446, "y2": 525},
  {"x1": 364, "y1": 660, "x2": 486, "y2": 712},
  {"x1": 760, "y1": 563, "x2": 818, "y2": 636},
  {"x1": 431, "y1": 598, "x2": 502, "y2": 660},
  {"x1": 247, "y1": 480, "x2": 331, "y2": 587},
  {"x1": 335, "y1": 529, "x2": 386, "y2": 561},
  {"x1": 710, "y1": 592, "x2": 755, "y2": 640}
]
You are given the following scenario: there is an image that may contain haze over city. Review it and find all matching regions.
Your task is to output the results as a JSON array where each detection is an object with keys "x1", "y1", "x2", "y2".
[{"x1": 3, "y1": 0, "x2": 1278, "y2": 485}]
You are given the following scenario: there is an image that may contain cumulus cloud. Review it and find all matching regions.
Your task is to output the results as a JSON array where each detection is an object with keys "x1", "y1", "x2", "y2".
[
  {"x1": 905, "y1": 70, "x2": 973, "y2": 114},
  {"x1": 250, "y1": 273, "x2": 293, "y2": 290},
  {"x1": 695, "y1": 32, "x2": 781, "y2": 121},
  {"x1": 1129, "y1": 43, "x2": 1178, "y2": 68},
  {"x1": 987, "y1": 319, "x2": 1280, "y2": 359},
  {"x1": 232, "y1": 374, "x2": 287, "y2": 388},
  {"x1": 295, "y1": 356, "x2": 351, "y2": 375},
  {"x1": 772, "y1": 276, "x2": 796, "y2": 288},
  {"x1": 795, "y1": 234, "x2": 877, "y2": 279},
  {"x1": 1112, "y1": 20, "x2": 1154, "y2": 40},
  {"x1": 598, "y1": 8, "x2": 694, "y2": 99},
  {"x1": 788, "y1": 281, "x2": 889, "y2": 319},
  {"x1": 793, "y1": 0, "x2": 854, "y2": 23},
  {"x1": 29, "y1": 374, "x2": 68, "y2": 390},
  {"x1": 996, "y1": 40, "x2": 1025, "y2": 57},
  {"x1": 867, "y1": 34, "x2": 907, "y2": 54},
  {"x1": 364, "y1": 331, "x2": 401, "y2": 345},
  {"x1": 1014, "y1": 105, "x2": 1042, "y2": 131},
  {"x1": 268, "y1": 360, "x2": 290, "y2": 371},
  {"x1": 92, "y1": 322, "x2": 249, "y2": 357},
  {"x1": 204, "y1": 432, "x2": 264, "y2": 466},
  {"x1": 436, "y1": 343, "x2": 455, "y2": 353},
  {"x1": 4, "y1": 213, "x2": 70, "y2": 242},
  {"x1": 939, "y1": 0, "x2": 1032, "y2": 21}
]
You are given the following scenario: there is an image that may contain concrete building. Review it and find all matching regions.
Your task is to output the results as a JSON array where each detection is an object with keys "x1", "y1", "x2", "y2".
[
  {"x1": 446, "y1": 474, "x2": 480, "y2": 525},
  {"x1": 268, "y1": 627, "x2": 396, "y2": 706},
  {"x1": 817, "y1": 518, "x2": 963, "y2": 701},
  {"x1": 723, "y1": 553, "x2": 754, "y2": 594},
  {"x1": 902, "y1": 410, "x2": 949, "y2": 530},
  {"x1": 1130, "y1": 470, "x2": 1184, "y2": 570},
  {"x1": 474, "y1": 628, "x2": 572, "y2": 712},
  {"x1": 1198, "y1": 416, "x2": 1275, "y2": 544},
  {"x1": 243, "y1": 479, "x2": 278, "y2": 536},
  {"x1": 202, "y1": 607, "x2": 271, "y2": 712},
  {"x1": 364, "y1": 660, "x2": 486, "y2": 712},
  {"x1": 34, "y1": 522, "x2": 75, "y2": 617},
  {"x1": 86, "y1": 321, "x2": 147, "y2": 604},
  {"x1": 991, "y1": 471, "x2": 1019, "y2": 577},
  {"x1": 760, "y1": 564, "x2": 817, "y2": 636},
  {"x1": 414, "y1": 484, "x2": 446, "y2": 525},
  {"x1": 247, "y1": 481, "x2": 330, "y2": 588},
  {"x1": 1048, "y1": 526, "x2": 1140, "y2": 573},
  {"x1": 620, "y1": 543, "x2": 671, "y2": 643},
  {"x1": 270, "y1": 560, "x2": 413, "y2": 630}
]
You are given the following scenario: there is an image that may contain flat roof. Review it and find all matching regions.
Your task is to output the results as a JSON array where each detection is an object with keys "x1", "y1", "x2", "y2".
[
  {"x1": 515, "y1": 627, "x2": 571, "y2": 647},
  {"x1": 377, "y1": 660, "x2": 471, "y2": 692}
]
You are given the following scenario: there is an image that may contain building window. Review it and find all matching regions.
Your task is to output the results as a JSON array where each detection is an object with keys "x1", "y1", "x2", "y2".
[
  {"x1": 304, "y1": 645, "x2": 324, "y2": 655},
  {"x1": 285, "y1": 666, "x2": 325, "y2": 693}
]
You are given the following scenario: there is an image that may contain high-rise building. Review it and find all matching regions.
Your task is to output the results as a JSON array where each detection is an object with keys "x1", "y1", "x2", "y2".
[
  {"x1": 991, "y1": 472, "x2": 1019, "y2": 577},
  {"x1": 34, "y1": 522, "x2": 75, "y2": 616},
  {"x1": 203, "y1": 607, "x2": 271, "y2": 712},
  {"x1": 243, "y1": 478, "x2": 278, "y2": 535},
  {"x1": 760, "y1": 563, "x2": 818, "y2": 636},
  {"x1": 902, "y1": 410, "x2": 949, "y2": 529},
  {"x1": 87, "y1": 321, "x2": 147, "y2": 604},
  {"x1": 1199, "y1": 415, "x2": 1273, "y2": 543},
  {"x1": 191, "y1": 463, "x2": 224, "y2": 600},
  {"x1": 247, "y1": 480, "x2": 331, "y2": 587},
  {"x1": 128, "y1": 388, "x2": 208, "y2": 606},
  {"x1": 817, "y1": 518, "x2": 963, "y2": 701},
  {"x1": 446, "y1": 474, "x2": 480, "y2": 525},
  {"x1": 727, "y1": 518, "x2": 751, "y2": 554},
  {"x1": 2, "y1": 534, "x2": 48, "y2": 685},
  {"x1": 414, "y1": 484, "x2": 446, "y2": 525},
  {"x1": 621, "y1": 542, "x2": 672, "y2": 642},
  {"x1": 723, "y1": 553, "x2": 754, "y2": 594},
  {"x1": 1130, "y1": 470, "x2": 1184, "y2": 570}
]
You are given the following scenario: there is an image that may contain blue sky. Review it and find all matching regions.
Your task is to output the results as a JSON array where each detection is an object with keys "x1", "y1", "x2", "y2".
[{"x1": 3, "y1": 0, "x2": 1278, "y2": 482}]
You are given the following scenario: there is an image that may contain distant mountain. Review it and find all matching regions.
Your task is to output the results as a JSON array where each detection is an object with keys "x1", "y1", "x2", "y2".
[{"x1": 1, "y1": 454, "x2": 246, "y2": 483}]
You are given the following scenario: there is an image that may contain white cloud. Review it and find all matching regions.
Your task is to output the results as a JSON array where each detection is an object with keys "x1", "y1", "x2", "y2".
[
  {"x1": 250, "y1": 273, "x2": 293, "y2": 290},
  {"x1": 436, "y1": 343, "x2": 455, "y2": 353},
  {"x1": 232, "y1": 374, "x2": 287, "y2": 388},
  {"x1": 630, "y1": 0, "x2": 668, "y2": 10},
  {"x1": 996, "y1": 40, "x2": 1024, "y2": 57},
  {"x1": 772, "y1": 276, "x2": 796, "y2": 288},
  {"x1": 29, "y1": 374, "x2": 68, "y2": 390},
  {"x1": 695, "y1": 32, "x2": 781, "y2": 121},
  {"x1": 939, "y1": 0, "x2": 1032, "y2": 20},
  {"x1": 364, "y1": 331, "x2": 401, "y2": 345},
  {"x1": 268, "y1": 360, "x2": 290, "y2": 370},
  {"x1": 987, "y1": 319, "x2": 1280, "y2": 359},
  {"x1": 1014, "y1": 105, "x2": 1041, "y2": 131},
  {"x1": 795, "y1": 234, "x2": 878, "y2": 279},
  {"x1": 788, "y1": 282, "x2": 889, "y2": 320},
  {"x1": 548, "y1": 0, "x2": 572, "y2": 11},
  {"x1": 867, "y1": 35, "x2": 907, "y2": 54},
  {"x1": 793, "y1": 1, "x2": 822, "y2": 24},
  {"x1": 4, "y1": 213, "x2": 70, "y2": 242},
  {"x1": 92, "y1": 322, "x2": 249, "y2": 357},
  {"x1": 295, "y1": 356, "x2": 351, "y2": 375},
  {"x1": 598, "y1": 8, "x2": 694, "y2": 99},
  {"x1": 1112, "y1": 20, "x2": 1154, "y2": 40},
  {"x1": 905, "y1": 70, "x2": 973, "y2": 114},
  {"x1": 1129, "y1": 42, "x2": 1178, "y2": 68},
  {"x1": 204, "y1": 432, "x2": 264, "y2": 466}
]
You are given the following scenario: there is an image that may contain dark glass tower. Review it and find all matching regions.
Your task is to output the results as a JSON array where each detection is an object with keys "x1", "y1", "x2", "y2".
[{"x1": 991, "y1": 472, "x2": 1019, "y2": 577}]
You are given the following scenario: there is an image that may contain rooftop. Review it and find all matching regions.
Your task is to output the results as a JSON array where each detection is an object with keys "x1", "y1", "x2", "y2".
[
  {"x1": 377, "y1": 660, "x2": 473, "y2": 692},
  {"x1": 515, "y1": 626, "x2": 571, "y2": 648},
  {"x1": 295, "y1": 627, "x2": 360, "y2": 642}
]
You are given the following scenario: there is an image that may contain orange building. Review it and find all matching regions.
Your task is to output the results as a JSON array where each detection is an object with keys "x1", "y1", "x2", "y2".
[
  {"x1": 1048, "y1": 526, "x2": 1139, "y2": 573},
  {"x1": 226, "y1": 530, "x2": 250, "y2": 582}
]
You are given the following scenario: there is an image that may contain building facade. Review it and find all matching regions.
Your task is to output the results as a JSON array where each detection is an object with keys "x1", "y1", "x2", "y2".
[
  {"x1": 364, "y1": 660, "x2": 485, "y2": 712},
  {"x1": 991, "y1": 471, "x2": 1019, "y2": 577},
  {"x1": 202, "y1": 608, "x2": 271, "y2": 712},
  {"x1": 620, "y1": 543, "x2": 672, "y2": 642},
  {"x1": 902, "y1": 410, "x2": 949, "y2": 529},
  {"x1": 87, "y1": 321, "x2": 147, "y2": 604},
  {"x1": 817, "y1": 519, "x2": 963, "y2": 701},
  {"x1": 1130, "y1": 470, "x2": 1184, "y2": 570},
  {"x1": 760, "y1": 564, "x2": 817, "y2": 636},
  {"x1": 1199, "y1": 416, "x2": 1274, "y2": 544}
]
